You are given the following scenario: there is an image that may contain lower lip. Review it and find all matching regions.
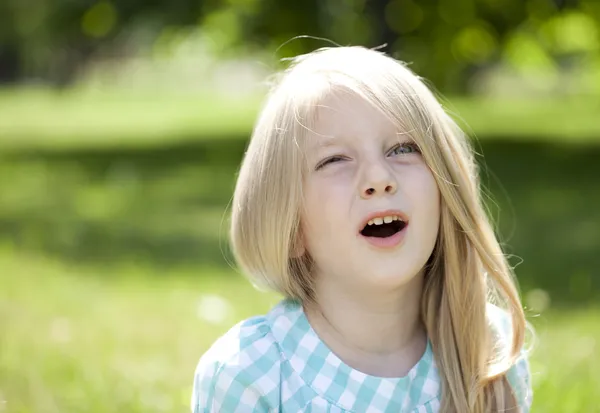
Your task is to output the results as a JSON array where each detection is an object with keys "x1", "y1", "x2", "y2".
[{"x1": 360, "y1": 225, "x2": 408, "y2": 248}]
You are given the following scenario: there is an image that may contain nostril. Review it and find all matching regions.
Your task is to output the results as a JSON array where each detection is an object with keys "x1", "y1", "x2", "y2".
[
  {"x1": 385, "y1": 185, "x2": 393, "y2": 192},
  {"x1": 365, "y1": 188, "x2": 374, "y2": 195}
]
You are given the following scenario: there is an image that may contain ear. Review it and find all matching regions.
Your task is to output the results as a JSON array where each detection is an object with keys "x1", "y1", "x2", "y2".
[{"x1": 290, "y1": 229, "x2": 306, "y2": 259}]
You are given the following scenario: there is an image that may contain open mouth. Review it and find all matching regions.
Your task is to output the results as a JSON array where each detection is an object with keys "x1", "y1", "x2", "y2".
[{"x1": 360, "y1": 216, "x2": 407, "y2": 238}]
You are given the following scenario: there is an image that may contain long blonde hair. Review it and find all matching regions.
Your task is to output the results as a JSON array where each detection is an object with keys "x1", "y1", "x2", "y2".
[{"x1": 230, "y1": 46, "x2": 526, "y2": 412}]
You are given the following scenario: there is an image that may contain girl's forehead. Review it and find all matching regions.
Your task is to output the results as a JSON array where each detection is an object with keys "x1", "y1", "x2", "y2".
[
  {"x1": 306, "y1": 92, "x2": 399, "y2": 143},
  {"x1": 313, "y1": 88, "x2": 372, "y2": 118}
]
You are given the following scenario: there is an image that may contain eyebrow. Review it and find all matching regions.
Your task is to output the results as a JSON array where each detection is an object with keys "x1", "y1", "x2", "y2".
[
  {"x1": 310, "y1": 132, "x2": 411, "y2": 150},
  {"x1": 315, "y1": 138, "x2": 342, "y2": 148},
  {"x1": 305, "y1": 136, "x2": 344, "y2": 154}
]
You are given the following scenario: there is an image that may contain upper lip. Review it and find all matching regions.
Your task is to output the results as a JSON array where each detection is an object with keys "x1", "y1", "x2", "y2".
[{"x1": 358, "y1": 209, "x2": 409, "y2": 233}]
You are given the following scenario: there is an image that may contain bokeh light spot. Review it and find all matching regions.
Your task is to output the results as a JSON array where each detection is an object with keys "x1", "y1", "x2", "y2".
[
  {"x1": 452, "y1": 23, "x2": 498, "y2": 63},
  {"x1": 81, "y1": 1, "x2": 118, "y2": 39},
  {"x1": 525, "y1": 288, "x2": 551, "y2": 313}
]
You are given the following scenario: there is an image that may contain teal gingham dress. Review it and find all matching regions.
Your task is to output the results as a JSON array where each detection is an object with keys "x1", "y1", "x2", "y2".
[{"x1": 191, "y1": 299, "x2": 532, "y2": 412}]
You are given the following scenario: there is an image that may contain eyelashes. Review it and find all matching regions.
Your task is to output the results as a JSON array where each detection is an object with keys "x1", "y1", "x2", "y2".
[
  {"x1": 389, "y1": 141, "x2": 421, "y2": 156},
  {"x1": 316, "y1": 155, "x2": 345, "y2": 170},
  {"x1": 315, "y1": 141, "x2": 421, "y2": 171}
]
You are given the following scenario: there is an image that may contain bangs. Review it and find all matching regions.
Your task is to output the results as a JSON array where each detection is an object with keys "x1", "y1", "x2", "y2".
[{"x1": 281, "y1": 66, "x2": 438, "y2": 170}]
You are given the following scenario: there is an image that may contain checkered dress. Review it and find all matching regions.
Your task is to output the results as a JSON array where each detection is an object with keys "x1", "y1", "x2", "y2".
[{"x1": 191, "y1": 299, "x2": 532, "y2": 412}]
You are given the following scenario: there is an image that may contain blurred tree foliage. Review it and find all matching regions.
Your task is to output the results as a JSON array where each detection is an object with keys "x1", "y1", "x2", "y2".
[{"x1": 1, "y1": 0, "x2": 600, "y2": 92}]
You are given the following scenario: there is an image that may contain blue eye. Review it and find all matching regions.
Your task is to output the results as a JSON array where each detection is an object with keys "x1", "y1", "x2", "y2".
[{"x1": 389, "y1": 142, "x2": 420, "y2": 156}]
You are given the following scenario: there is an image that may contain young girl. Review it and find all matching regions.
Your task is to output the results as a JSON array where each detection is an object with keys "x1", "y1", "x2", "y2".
[{"x1": 191, "y1": 46, "x2": 533, "y2": 412}]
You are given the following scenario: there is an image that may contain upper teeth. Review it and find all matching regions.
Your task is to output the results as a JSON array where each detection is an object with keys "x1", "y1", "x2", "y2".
[{"x1": 367, "y1": 215, "x2": 403, "y2": 226}]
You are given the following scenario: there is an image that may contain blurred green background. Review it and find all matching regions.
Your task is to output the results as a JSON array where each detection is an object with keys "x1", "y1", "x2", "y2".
[{"x1": 1, "y1": 0, "x2": 599, "y2": 412}]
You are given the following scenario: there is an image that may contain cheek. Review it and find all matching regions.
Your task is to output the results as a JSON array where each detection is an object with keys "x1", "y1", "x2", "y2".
[
  {"x1": 407, "y1": 168, "x2": 441, "y2": 224},
  {"x1": 301, "y1": 178, "x2": 350, "y2": 242},
  {"x1": 301, "y1": 179, "x2": 330, "y2": 238},
  {"x1": 304, "y1": 176, "x2": 349, "y2": 213}
]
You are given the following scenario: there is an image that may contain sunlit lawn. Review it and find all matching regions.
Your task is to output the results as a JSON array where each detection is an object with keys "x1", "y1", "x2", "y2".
[
  {"x1": 1, "y1": 89, "x2": 600, "y2": 152},
  {"x1": 0, "y1": 249, "x2": 278, "y2": 413},
  {"x1": 1, "y1": 249, "x2": 599, "y2": 413},
  {"x1": 0, "y1": 88, "x2": 599, "y2": 412}
]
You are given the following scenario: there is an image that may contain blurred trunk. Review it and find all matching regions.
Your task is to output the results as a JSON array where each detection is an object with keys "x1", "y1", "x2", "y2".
[{"x1": 0, "y1": 45, "x2": 20, "y2": 84}]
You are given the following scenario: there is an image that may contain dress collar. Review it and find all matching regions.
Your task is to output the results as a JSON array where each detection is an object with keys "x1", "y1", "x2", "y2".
[{"x1": 267, "y1": 299, "x2": 440, "y2": 411}]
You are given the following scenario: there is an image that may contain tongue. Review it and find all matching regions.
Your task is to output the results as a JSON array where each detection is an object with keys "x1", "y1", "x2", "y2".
[{"x1": 362, "y1": 223, "x2": 398, "y2": 238}]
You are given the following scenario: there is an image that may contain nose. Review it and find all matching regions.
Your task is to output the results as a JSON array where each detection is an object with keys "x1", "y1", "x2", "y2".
[{"x1": 359, "y1": 160, "x2": 398, "y2": 199}]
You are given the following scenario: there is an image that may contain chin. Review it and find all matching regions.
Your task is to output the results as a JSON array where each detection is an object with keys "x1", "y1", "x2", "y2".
[{"x1": 365, "y1": 268, "x2": 422, "y2": 289}]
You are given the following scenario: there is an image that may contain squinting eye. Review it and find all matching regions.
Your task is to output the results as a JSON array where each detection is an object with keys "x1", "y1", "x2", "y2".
[
  {"x1": 389, "y1": 142, "x2": 420, "y2": 156},
  {"x1": 316, "y1": 156, "x2": 345, "y2": 170}
]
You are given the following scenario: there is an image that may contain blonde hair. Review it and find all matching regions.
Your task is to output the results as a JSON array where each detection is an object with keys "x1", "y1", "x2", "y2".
[{"x1": 230, "y1": 46, "x2": 526, "y2": 412}]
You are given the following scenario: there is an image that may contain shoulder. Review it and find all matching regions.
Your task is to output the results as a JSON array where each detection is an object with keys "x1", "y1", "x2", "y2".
[
  {"x1": 191, "y1": 314, "x2": 282, "y2": 413},
  {"x1": 486, "y1": 303, "x2": 534, "y2": 413}
]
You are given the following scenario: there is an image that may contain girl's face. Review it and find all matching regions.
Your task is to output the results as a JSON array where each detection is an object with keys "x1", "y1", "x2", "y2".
[{"x1": 299, "y1": 91, "x2": 441, "y2": 293}]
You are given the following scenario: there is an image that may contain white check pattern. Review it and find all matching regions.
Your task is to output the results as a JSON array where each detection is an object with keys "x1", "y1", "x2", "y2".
[{"x1": 191, "y1": 299, "x2": 532, "y2": 412}]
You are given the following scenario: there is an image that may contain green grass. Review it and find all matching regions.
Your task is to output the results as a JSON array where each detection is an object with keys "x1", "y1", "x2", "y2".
[
  {"x1": 1, "y1": 88, "x2": 600, "y2": 153},
  {"x1": 0, "y1": 88, "x2": 264, "y2": 152},
  {"x1": 0, "y1": 249, "x2": 598, "y2": 413},
  {"x1": 1, "y1": 139, "x2": 598, "y2": 303},
  {"x1": 0, "y1": 89, "x2": 599, "y2": 412},
  {"x1": 528, "y1": 310, "x2": 600, "y2": 413},
  {"x1": 444, "y1": 96, "x2": 600, "y2": 143},
  {"x1": 0, "y1": 249, "x2": 279, "y2": 413}
]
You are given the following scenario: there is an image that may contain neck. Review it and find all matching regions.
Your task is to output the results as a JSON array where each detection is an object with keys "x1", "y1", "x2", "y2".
[{"x1": 304, "y1": 273, "x2": 427, "y2": 377}]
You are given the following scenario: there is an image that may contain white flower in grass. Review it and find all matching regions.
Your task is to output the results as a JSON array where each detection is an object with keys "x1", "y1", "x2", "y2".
[
  {"x1": 196, "y1": 294, "x2": 232, "y2": 325},
  {"x1": 49, "y1": 317, "x2": 71, "y2": 343}
]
